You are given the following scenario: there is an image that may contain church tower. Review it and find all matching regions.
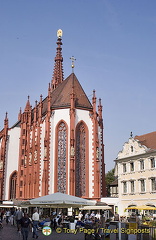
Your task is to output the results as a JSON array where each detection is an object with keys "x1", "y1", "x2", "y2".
[{"x1": 0, "y1": 30, "x2": 106, "y2": 202}]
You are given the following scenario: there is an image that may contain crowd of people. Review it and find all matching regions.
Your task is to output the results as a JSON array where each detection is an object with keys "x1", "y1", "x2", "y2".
[
  {"x1": 0, "y1": 208, "x2": 109, "y2": 239},
  {"x1": 0, "y1": 207, "x2": 39, "y2": 240},
  {"x1": 0, "y1": 207, "x2": 147, "y2": 240}
]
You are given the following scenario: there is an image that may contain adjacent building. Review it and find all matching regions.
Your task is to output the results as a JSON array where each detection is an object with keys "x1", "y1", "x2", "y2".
[
  {"x1": 115, "y1": 132, "x2": 156, "y2": 216},
  {"x1": 0, "y1": 30, "x2": 106, "y2": 203}
]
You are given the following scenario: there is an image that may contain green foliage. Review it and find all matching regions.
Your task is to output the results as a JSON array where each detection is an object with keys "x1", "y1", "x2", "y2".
[
  {"x1": 105, "y1": 168, "x2": 115, "y2": 197},
  {"x1": 105, "y1": 168, "x2": 115, "y2": 186}
]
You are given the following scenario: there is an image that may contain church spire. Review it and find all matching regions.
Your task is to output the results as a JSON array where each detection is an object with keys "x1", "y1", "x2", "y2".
[{"x1": 51, "y1": 29, "x2": 64, "y2": 90}]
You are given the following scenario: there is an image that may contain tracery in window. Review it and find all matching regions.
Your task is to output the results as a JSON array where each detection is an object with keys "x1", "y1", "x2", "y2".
[
  {"x1": 75, "y1": 122, "x2": 86, "y2": 197},
  {"x1": 57, "y1": 122, "x2": 67, "y2": 193}
]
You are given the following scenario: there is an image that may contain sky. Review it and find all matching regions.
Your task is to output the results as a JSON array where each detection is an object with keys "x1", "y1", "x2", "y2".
[{"x1": 0, "y1": 0, "x2": 156, "y2": 173}]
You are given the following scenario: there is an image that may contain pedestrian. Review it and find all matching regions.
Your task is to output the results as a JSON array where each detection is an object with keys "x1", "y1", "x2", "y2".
[
  {"x1": 10, "y1": 207, "x2": 15, "y2": 225},
  {"x1": 95, "y1": 211, "x2": 101, "y2": 220},
  {"x1": 15, "y1": 208, "x2": 23, "y2": 231},
  {"x1": 78, "y1": 211, "x2": 83, "y2": 221},
  {"x1": 0, "y1": 209, "x2": 3, "y2": 221},
  {"x1": 114, "y1": 211, "x2": 119, "y2": 221},
  {"x1": 6, "y1": 209, "x2": 11, "y2": 224},
  {"x1": 20, "y1": 213, "x2": 31, "y2": 240},
  {"x1": 32, "y1": 208, "x2": 39, "y2": 239},
  {"x1": 0, "y1": 210, "x2": 4, "y2": 222},
  {"x1": 84, "y1": 212, "x2": 89, "y2": 220},
  {"x1": 90, "y1": 211, "x2": 95, "y2": 218},
  {"x1": 101, "y1": 211, "x2": 105, "y2": 228}
]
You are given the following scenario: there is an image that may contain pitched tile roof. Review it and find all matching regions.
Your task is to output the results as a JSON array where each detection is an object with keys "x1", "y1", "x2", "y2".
[
  {"x1": 42, "y1": 73, "x2": 92, "y2": 114},
  {"x1": 135, "y1": 131, "x2": 156, "y2": 150}
]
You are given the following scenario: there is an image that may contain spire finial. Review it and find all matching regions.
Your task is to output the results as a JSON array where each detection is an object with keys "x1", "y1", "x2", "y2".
[
  {"x1": 99, "y1": 98, "x2": 102, "y2": 106},
  {"x1": 70, "y1": 56, "x2": 76, "y2": 73},
  {"x1": 51, "y1": 29, "x2": 64, "y2": 90},
  {"x1": 57, "y1": 29, "x2": 63, "y2": 38},
  {"x1": 5, "y1": 112, "x2": 8, "y2": 122},
  {"x1": 130, "y1": 132, "x2": 133, "y2": 138}
]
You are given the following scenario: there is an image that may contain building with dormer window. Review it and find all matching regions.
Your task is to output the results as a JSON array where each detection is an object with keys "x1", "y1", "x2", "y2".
[{"x1": 115, "y1": 131, "x2": 156, "y2": 216}]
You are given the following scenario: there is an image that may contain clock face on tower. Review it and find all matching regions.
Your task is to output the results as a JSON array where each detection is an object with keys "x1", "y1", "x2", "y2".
[{"x1": 57, "y1": 29, "x2": 63, "y2": 38}]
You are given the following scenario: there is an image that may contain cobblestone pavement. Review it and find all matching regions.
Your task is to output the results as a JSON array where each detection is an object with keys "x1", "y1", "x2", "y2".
[{"x1": 0, "y1": 222, "x2": 85, "y2": 240}]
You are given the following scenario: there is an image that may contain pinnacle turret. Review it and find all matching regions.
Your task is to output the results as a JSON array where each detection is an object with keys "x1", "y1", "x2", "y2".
[{"x1": 24, "y1": 96, "x2": 31, "y2": 112}]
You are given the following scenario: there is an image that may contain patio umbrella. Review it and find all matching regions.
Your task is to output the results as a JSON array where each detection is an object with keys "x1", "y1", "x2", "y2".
[
  {"x1": 80, "y1": 205, "x2": 112, "y2": 210},
  {"x1": 21, "y1": 192, "x2": 95, "y2": 208},
  {"x1": 125, "y1": 205, "x2": 156, "y2": 211}
]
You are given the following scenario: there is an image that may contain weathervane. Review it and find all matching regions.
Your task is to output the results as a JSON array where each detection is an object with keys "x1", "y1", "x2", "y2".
[{"x1": 70, "y1": 56, "x2": 76, "y2": 73}]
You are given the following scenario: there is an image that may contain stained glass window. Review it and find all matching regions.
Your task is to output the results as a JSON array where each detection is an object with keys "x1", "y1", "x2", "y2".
[
  {"x1": 76, "y1": 122, "x2": 86, "y2": 197},
  {"x1": 57, "y1": 122, "x2": 67, "y2": 193}
]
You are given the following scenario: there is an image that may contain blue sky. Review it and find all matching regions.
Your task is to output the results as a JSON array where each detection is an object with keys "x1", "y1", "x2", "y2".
[{"x1": 0, "y1": 0, "x2": 156, "y2": 172}]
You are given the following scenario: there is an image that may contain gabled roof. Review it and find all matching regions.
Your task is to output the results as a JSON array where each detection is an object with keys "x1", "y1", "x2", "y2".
[
  {"x1": 52, "y1": 73, "x2": 92, "y2": 109},
  {"x1": 42, "y1": 73, "x2": 92, "y2": 114},
  {"x1": 109, "y1": 179, "x2": 118, "y2": 186},
  {"x1": 135, "y1": 131, "x2": 156, "y2": 150}
]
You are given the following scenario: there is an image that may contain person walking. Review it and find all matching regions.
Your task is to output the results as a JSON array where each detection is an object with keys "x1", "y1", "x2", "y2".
[
  {"x1": 10, "y1": 207, "x2": 15, "y2": 225},
  {"x1": 15, "y1": 208, "x2": 23, "y2": 231},
  {"x1": 32, "y1": 208, "x2": 39, "y2": 239},
  {"x1": 20, "y1": 213, "x2": 31, "y2": 240},
  {"x1": 6, "y1": 210, "x2": 11, "y2": 224}
]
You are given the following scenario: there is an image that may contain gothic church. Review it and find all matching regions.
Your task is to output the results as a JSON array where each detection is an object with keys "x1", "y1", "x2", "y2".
[{"x1": 0, "y1": 30, "x2": 106, "y2": 202}]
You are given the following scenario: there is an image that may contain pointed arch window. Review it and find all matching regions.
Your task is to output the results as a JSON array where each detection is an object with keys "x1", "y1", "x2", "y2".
[
  {"x1": 57, "y1": 121, "x2": 67, "y2": 193},
  {"x1": 9, "y1": 171, "x2": 17, "y2": 200},
  {"x1": 75, "y1": 122, "x2": 88, "y2": 197}
]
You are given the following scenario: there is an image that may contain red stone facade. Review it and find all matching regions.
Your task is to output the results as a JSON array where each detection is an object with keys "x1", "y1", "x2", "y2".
[{"x1": 0, "y1": 32, "x2": 106, "y2": 202}]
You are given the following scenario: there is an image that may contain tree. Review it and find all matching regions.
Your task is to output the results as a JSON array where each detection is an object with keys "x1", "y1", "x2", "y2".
[{"x1": 105, "y1": 168, "x2": 115, "y2": 196}]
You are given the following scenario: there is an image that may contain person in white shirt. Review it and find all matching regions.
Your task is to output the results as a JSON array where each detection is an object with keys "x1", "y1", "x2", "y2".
[
  {"x1": 6, "y1": 210, "x2": 10, "y2": 224},
  {"x1": 32, "y1": 209, "x2": 39, "y2": 239},
  {"x1": 95, "y1": 212, "x2": 101, "y2": 220},
  {"x1": 90, "y1": 211, "x2": 95, "y2": 218},
  {"x1": 78, "y1": 211, "x2": 83, "y2": 221}
]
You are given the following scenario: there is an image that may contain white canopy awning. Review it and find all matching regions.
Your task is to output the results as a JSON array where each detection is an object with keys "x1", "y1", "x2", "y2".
[{"x1": 22, "y1": 192, "x2": 95, "y2": 208}]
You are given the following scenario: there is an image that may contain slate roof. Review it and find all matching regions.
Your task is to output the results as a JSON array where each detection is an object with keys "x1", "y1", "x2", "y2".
[{"x1": 135, "y1": 131, "x2": 156, "y2": 150}]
